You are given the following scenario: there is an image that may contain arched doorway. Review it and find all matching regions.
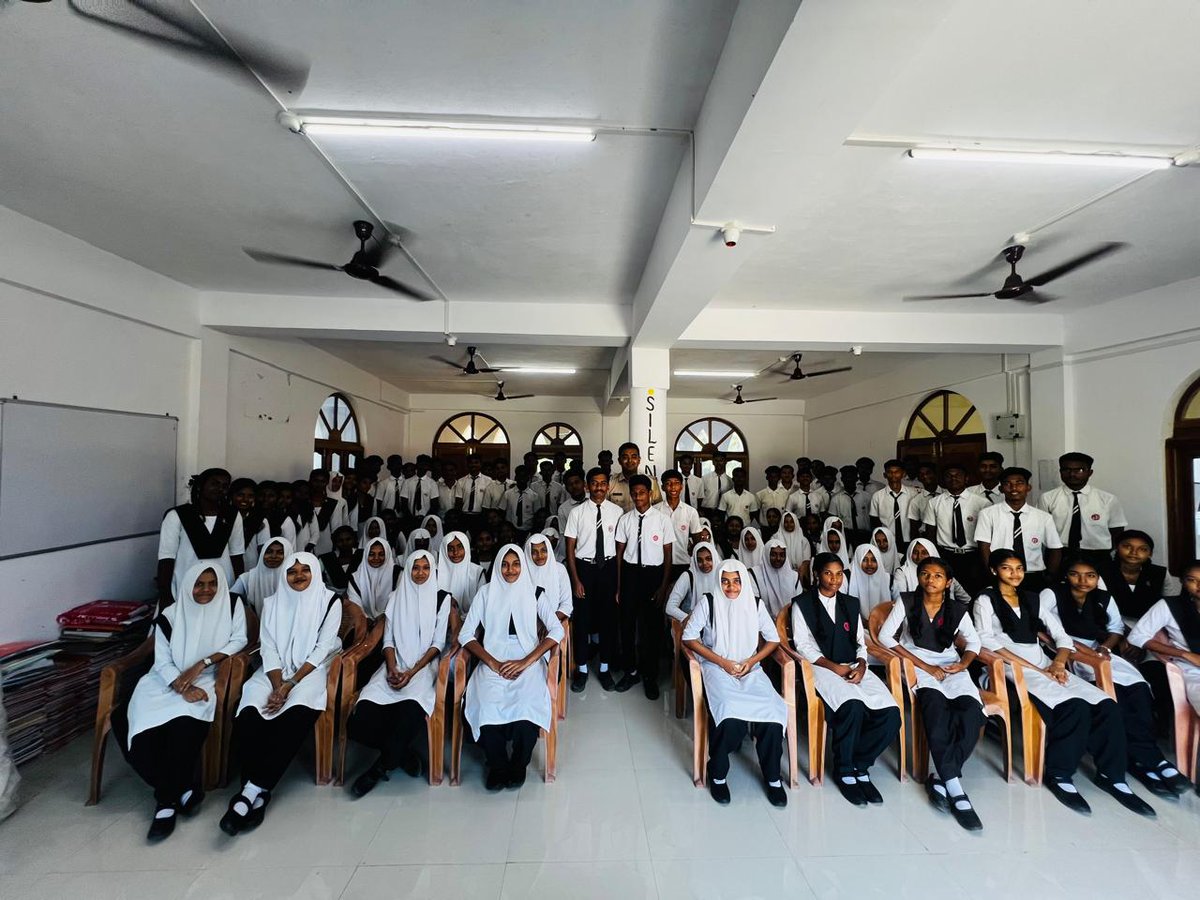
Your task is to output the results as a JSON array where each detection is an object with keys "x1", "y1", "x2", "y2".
[
  {"x1": 1165, "y1": 375, "x2": 1200, "y2": 570},
  {"x1": 432, "y1": 412, "x2": 511, "y2": 474},
  {"x1": 313, "y1": 393, "x2": 364, "y2": 473},
  {"x1": 674, "y1": 417, "x2": 749, "y2": 477},
  {"x1": 531, "y1": 422, "x2": 583, "y2": 470},
  {"x1": 896, "y1": 390, "x2": 987, "y2": 474}
]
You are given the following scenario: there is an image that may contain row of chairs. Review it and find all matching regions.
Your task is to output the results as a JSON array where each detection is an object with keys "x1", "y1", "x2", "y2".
[{"x1": 88, "y1": 601, "x2": 573, "y2": 805}]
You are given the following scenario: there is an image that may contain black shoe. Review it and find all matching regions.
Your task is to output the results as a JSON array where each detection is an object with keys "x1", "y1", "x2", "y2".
[
  {"x1": 571, "y1": 670, "x2": 588, "y2": 693},
  {"x1": 1046, "y1": 778, "x2": 1091, "y2": 814},
  {"x1": 506, "y1": 766, "x2": 527, "y2": 790},
  {"x1": 835, "y1": 777, "x2": 867, "y2": 807},
  {"x1": 856, "y1": 774, "x2": 883, "y2": 805},
  {"x1": 147, "y1": 809, "x2": 176, "y2": 841},
  {"x1": 399, "y1": 750, "x2": 423, "y2": 779},
  {"x1": 219, "y1": 793, "x2": 252, "y2": 836},
  {"x1": 177, "y1": 788, "x2": 204, "y2": 817},
  {"x1": 947, "y1": 793, "x2": 983, "y2": 832},
  {"x1": 925, "y1": 776, "x2": 950, "y2": 812},
  {"x1": 1155, "y1": 762, "x2": 1190, "y2": 794},
  {"x1": 1130, "y1": 764, "x2": 1180, "y2": 798},
  {"x1": 243, "y1": 790, "x2": 271, "y2": 830},
  {"x1": 1093, "y1": 774, "x2": 1156, "y2": 818},
  {"x1": 597, "y1": 670, "x2": 616, "y2": 691},
  {"x1": 351, "y1": 761, "x2": 390, "y2": 798},
  {"x1": 614, "y1": 672, "x2": 639, "y2": 693},
  {"x1": 709, "y1": 779, "x2": 731, "y2": 805},
  {"x1": 765, "y1": 782, "x2": 788, "y2": 808},
  {"x1": 643, "y1": 678, "x2": 661, "y2": 701},
  {"x1": 485, "y1": 767, "x2": 507, "y2": 792}
]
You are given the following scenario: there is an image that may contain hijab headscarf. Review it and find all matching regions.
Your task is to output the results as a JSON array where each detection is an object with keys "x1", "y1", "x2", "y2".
[
  {"x1": 697, "y1": 518, "x2": 723, "y2": 562},
  {"x1": 848, "y1": 544, "x2": 893, "y2": 620},
  {"x1": 753, "y1": 536, "x2": 801, "y2": 618},
  {"x1": 479, "y1": 544, "x2": 540, "y2": 658},
  {"x1": 711, "y1": 560, "x2": 762, "y2": 661},
  {"x1": 869, "y1": 526, "x2": 899, "y2": 574},
  {"x1": 240, "y1": 536, "x2": 293, "y2": 616},
  {"x1": 818, "y1": 522, "x2": 851, "y2": 568},
  {"x1": 543, "y1": 526, "x2": 565, "y2": 562},
  {"x1": 777, "y1": 511, "x2": 811, "y2": 570},
  {"x1": 262, "y1": 551, "x2": 336, "y2": 678},
  {"x1": 524, "y1": 532, "x2": 569, "y2": 596},
  {"x1": 420, "y1": 515, "x2": 445, "y2": 555},
  {"x1": 686, "y1": 540, "x2": 722, "y2": 606},
  {"x1": 761, "y1": 506, "x2": 784, "y2": 542},
  {"x1": 736, "y1": 526, "x2": 765, "y2": 568},
  {"x1": 350, "y1": 537, "x2": 396, "y2": 619},
  {"x1": 361, "y1": 514, "x2": 387, "y2": 543},
  {"x1": 169, "y1": 563, "x2": 238, "y2": 673},
  {"x1": 893, "y1": 538, "x2": 939, "y2": 594},
  {"x1": 386, "y1": 549, "x2": 439, "y2": 670},
  {"x1": 406, "y1": 527, "x2": 432, "y2": 554},
  {"x1": 437, "y1": 530, "x2": 484, "y2": 613}
]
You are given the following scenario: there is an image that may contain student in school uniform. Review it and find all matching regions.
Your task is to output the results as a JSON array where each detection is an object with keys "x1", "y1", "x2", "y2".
[
  {"x1": 907, "y1": 463, "x2": 943, "y2": 538},
  {"x1": 502, "y1": 466, "x2": 540, "y2": 538},
  {"x1": 786, "y1": 469, "x2": 829, "y2": 520},
  {"x1": 614, "y1": 475, "x2": 674, "y2": 698},
  {"x1": 1038, "y1": 452, "x2": 1128, "y2": 568},
  {"x1": 345, "y1": 472, "x2": 378, "y2": 534},
  {"x1": 829, "y1": 466, "x2": 871, "y2": 546},
  {"x1": 779, "y1": 463, "x2": 797, "y2": 496},
  {"x1": 855, "y1": 457, "x2": 886, "y2": 497},
  {"x1": 719, "y1": 515, "x2": 744, "y2": 561},
  {"x1": 975, "y1": 467, "x2": 1062, "y2": 591},
  {"x1": 438, "y1": 530, "x2": 486, "y2": 615},
  {"x1": 869, "y1": 526, "x2": 899, "y2": 576},
  {"x1": 736, "y1": 526, "x2": 765, "y2": 569},
  {"x1": 654, "y1": 469, "x2": 703, "y2": 584},
  {"x1": 230, "y1": 478, "x2": 262, "y2": 569},
  {"x1": 230, "y1": 537, "x2": 292, "y2": 618},
  {"x1": 789, "y1": 553, "x2": 902, "y2": 806},
  {"x1": 1127, "y1": 559, "x2": 1200, "y2": 728},
  {"x1": 157, "y1": 468, "x2": 246, "y2": 608},
  {"x1": 400, "y1": 456, "x2": 440, "y2": 522},
  {"x1": 869, "y1": 459, "x2": 919, "y2": 553},
  {"x1": 531, "y1": 461, "x2": 567, "y2": 519},
  {"x1": 254, "y1": 481, "x2": 299, "y2": 552},
  {"x1": 302, "y1": 469, "x2": 349, "y2": 556},
  {"x1": 666, "y1": 541, "x2": 720, "y2": 624},
  {"x1": 701, "y1": 453, "x2": 734, "y2": 520},
  {"x1": 453, "y1": 456, "x2": 493, "y2": 523},
  {"x1": 460, "y1": 544, "x2": 564, "y2": 790},
  {"x1": 843, "y1": 544, "x2": 893, "y2": 622},
  {"x1": 564, "y1": 467, "x2": 623, "y2": 693},
  {"x1": 550, "y1": 451, "x2": 569, "y2": 484},
  {"x1": 876, "y1": 556, "x2": 985, "y2": 830},
  {"x1": 319, "y1": 525, "x2": 361, "y2": 597},
  {"x1": 483, "y1": 458, "x2": 515, "y2": 513},
  {"x1": 683, "y1": 559, "x2": 788, "y2": 807},
  {"x1": 1047, "y1": 558, "x2": 1187, "y2": 797},
  {"x1": 777, "y1": 511, "x2": 812, "y2": 584},
  {"x1": 347, "y1": 537, "x2": 400, "y2": 621},
  {"x1": 111, "y1": 563, "x2": 247, "y2": 840},
  {"x1": 419, "y1": 514, "x2": 445, "y2": 557},
  {"x1": 525, "y1": 533, "x2": 573, "y2": 623},
  {"x1": 676, "y1": 454, "x2": 706, "y2": 511},
  {"x1": 973, "y1": 551, "x2": 1154, "y2": 816},
  {"x1": 718, "y1": 467, "x2": 760, "y2": 527},
  {"x1": 406, "y1": 527, "x2": 432, "y2": 557},
  {"x1": 597, "y1": 449, "x2": 614, "y2": 478},
  {"x1": 817, "y1": 519, "x2": 851, "y2": 569},
  {"x1": 757, "y1": 466, "x2": 791, "y2": 515},
  {"x1": 347, "y1": 550, "x2": 452, "y2": 797},
  {"x1": 696, "y1": 517, "x2": 723, "y2": 562},
  {"x1": 376, "y1": 456, "x2": 407, "y2": 516},
  {"x1": 921, "y1": 463, "x2": 990, "y2": 597},
  {"x1": 557, "y1": 469, "x2": 588, "y2": 530},
  {"x1": 891, "y1": 538, "x2": 972, "y2": 605},
  {"x1": 437, "y1": 461, "x2": 459, "y2": 518},
  {"x1": 1098, "y1": 530, "x2": 1181, "y2": 621},
  {"x1": 222, "y1": 552, "x2": 343, "y2": 835},
  {"x1": 965, "y1": 451, "x2": 1006, "y2": 505},
  {"x1": 753, "y1": 536, "x2": 802, "y2": 619},
  {"x1": 607, "y1": 443, "x2": 663, "y2": 512}
]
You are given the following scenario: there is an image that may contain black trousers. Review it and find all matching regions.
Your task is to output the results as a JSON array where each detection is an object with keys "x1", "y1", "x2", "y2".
[
  {"x1": 936, "y1": 548, "x2": 982, "y2": 597},
  {"x1": 236, "y1": 706, "x2": 320, "y2": 790},
  {"x1": 1115, "y1": 682, "x2": 1165, "y2": 770},
  {"x1": 1031, "y1": 696, "x2": 1126, "y2": 781},
  {"x1": 574, "y1": 558, "x2": 617, "y2": 666},
  {"x1": 349, "y1": 699, "x2": 427, "y2": 770},
  {"x1": 620, "y1": 562, "x2": 665, "y2": 681},
  {"x1": 826, "y1": 700, "x2": 901, "y2": 776},
  {"x1": 915, "y1": 689, "x2": 986, "y2": 781},
  {"x1": 111, "y1": 704, "x2": 209, "y2": 807},
  {"x1": 478, "y1": 720, "x2": 540, "y2": 771},
  {"x1": 708, "y1": 716, "x2": 783, "y2": 782}
]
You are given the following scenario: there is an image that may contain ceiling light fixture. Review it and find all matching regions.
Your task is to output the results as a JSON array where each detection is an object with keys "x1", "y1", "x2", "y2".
[
  {"x1": 907, "y1": 147, "x2": 1173, "y2": 170},
  {"x1": 495, "y1": 367, "x2": 577, "y2": 375},
  {"x1": 673, "y1": 369, "x2": 757, "y2": 379},
  {"x1": 286, "y1": 113, "x2": 596, "y2": 143}
]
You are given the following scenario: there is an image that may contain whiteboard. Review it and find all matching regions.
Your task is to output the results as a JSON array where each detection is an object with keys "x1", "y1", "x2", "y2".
[{"x1": 0, "y1": 400, "x2": 177, "y2": 560}]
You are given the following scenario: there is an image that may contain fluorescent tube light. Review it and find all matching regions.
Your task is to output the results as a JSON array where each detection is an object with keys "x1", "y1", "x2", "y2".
[
  {"x1": 673, "y1": 370, "x2": 756, "y2": 378},
  {"x1": 495, "y1": 367, "x2": 578, "y2": 375},
  {"x1": 907, "y1": 147, "x2": 1172, "y2": 170},
  {"x1": 300, "y1": 116, "x2": 596, "y2": 143}
]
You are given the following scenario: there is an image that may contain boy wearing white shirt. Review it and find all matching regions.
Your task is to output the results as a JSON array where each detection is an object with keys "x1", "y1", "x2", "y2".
[
  {"x1": 701, "y1": 453, "x2": 733, "y2": 519},
  {"x1": 531, "y1": 460, "x2": 567, "y2": 517},
  {"x1": 676, "y1": 454, "x2": 705, "y2": 510},
  {"x1": 437, "y1": 461, "x2": 458, "y2": 515},
  {"x1": 501, "y1": 466, "x2": 539, "y2": 536},
  {"x1": 1038, "y1": 452, "x2": 1127, "y2": 568},
  {"x1": 786, "y1": 470, "x2": 828, "y2": 518},
  {"x1": 718, "y1": 467, "x2": 760, "y2": 525},
  {"x1": 400, "y1": 455, "x2": 439, "y2": 520},
  {"x1": 756, "y1": 466, "x2": 791, "y2": 514},
  {"x1": 654, "y1": 470, "x2": 702, "y2": 582},
  {"x1": 965, "y1": 451, "x2": 1006, "y2": 505},
  {"x1": 920, "y1": 463, "x2": 991, "y2": 595},
  {"x1": 452, "y1": 456, "x2": 493, "y2": 521},
  {"x1": 482, "y1": 458, "x2": 514, "y2": 510},
  {"x1": 829, "y1": 466, "x2": 871, "y2": 544},
  {"x1": 615, "y1": 476, "x2": 674, "y2": 699},
  {"x1": 975, "y1": 467, "x2": 1062, "y2": 590},
  {"x1": 869, "y1": 459, "x2": 920, "y2": 549},
  {"x1": 855, "y1": 457, "x2": 886, "y2": 497},
  {"x1": 557, "y1": 469, "x2": 587, "y2": 527},
  {"x1": 376, "y1": 455, "x2": 406, "y2": 515},
  {"x1": 908, "y1": 463, "x2": 943, "y2": 535}
]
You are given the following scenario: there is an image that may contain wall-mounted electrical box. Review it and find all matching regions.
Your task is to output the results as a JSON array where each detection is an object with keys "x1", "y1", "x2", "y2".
[{"x1": 993, "y1": 413, "x2": 1024, "y2": 440}]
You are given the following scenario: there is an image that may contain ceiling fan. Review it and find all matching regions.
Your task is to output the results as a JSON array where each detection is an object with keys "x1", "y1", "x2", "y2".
[
  {"x1": 244, "y1": 220, "x2": 435, "y2": 301},
  {"x1": 776, "y1": 352, "x2": 852, "y2": 381},
  {"x1": 904, "y1": 241, "x2": 1126, "y2": 304},
  {"x1": 491, "y1": 380, "x2": 534, "y2": 402},
  {"x1": 432, "y1": 345, "x2": 500, "y2": 375},
  {"x1": 728, "y1": 384, "x2": 776, "y2": 405}
]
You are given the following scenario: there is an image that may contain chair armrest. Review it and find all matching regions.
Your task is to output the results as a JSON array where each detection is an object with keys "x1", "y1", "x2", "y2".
[
  {"x1": 545, "y1": 643, "x2": 561, "y2": 700},
  {"x1": 432, "y1": 645, "x2": 456, "y2": 722},
  {"x1": 771, "y1": 646, "x2": 795, "y2": 692},
  {"x1": 95, "y1": 636, "x2": 154, "y2": 720},
  {"x1": 340, "y1": 618, "x2": 385, "y2": 670},
  {"x1": 1071, "y1": 642, "x2": 1116, "y2": 698}
]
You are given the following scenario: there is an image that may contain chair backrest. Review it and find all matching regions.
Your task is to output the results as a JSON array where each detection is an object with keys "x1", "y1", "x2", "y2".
[
  {"x1": 339, "y1": 598, "x2": 366, "y2": 647},
  {"x1": 866, "y1": 601, "x2": 894, "y2": 645}
]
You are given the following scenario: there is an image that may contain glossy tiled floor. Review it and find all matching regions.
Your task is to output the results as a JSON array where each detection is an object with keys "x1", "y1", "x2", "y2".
[{"x1": 3, "y1": 682, "x2": 1199, "y2": 899}]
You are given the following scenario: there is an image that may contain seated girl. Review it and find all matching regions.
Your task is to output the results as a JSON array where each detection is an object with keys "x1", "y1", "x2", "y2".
[
  {"x1": 230, "y1": 537, "x2": 291, "y2": 617},
  {"x1": 817, "y1": 521, "x2": 850, "y2": 568},
  {"x1": 437, "y1": 530, "x2": 486, "y2": 615},
  {"x1": 1099, "y1": 530, "x2": 1182, "y2": 622},
  {"x1": 869, "y1": 526, "x2": 898, "y2": 574},
  {"x1": 892, "y1": 539, "x2": 971, "y2": 605},
  {"x1": 736, "y1": 526, "x2": 765, "y2": 568},
  {"x1": 752, "y1": 536, "x2": 801, "y2": 618},
  {"x1": 844, "y1": 544, "x2": 892, "y2": 622},
  {"x1": 348, "y1": 537, "x2": 400, "y2": 621},
  {"x1": 666, "y1": 542, "x2": 720, "y2": 623},
  {"x1": 525, "y1": 533, "x2": 573, "y2": 622},
  {"x1": 320, "y1": 525, "x2": 362, "y2": 597},
  {"x1": 777, "y1": 511, "x2": 812, "y2": 584},
  {"x1": 1127, "y1": 558, "x2": 1200, "y2": 735}
]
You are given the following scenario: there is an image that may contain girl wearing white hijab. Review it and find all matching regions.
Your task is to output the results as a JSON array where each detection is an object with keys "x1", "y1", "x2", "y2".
[
  {"x1": 818, "y1": 522, "x2": 851, "y2": 568},
  {"x1": 736, "y1": 526, "x2": 765, "y2": 568},
  {"x1": 524, "y1": 533, "x2": 573, "y2": 619},
  {"x1": 696, "y1": 518, "x2": 723, "y2": 562},
  {"x1": 112, "y1": 563, "x2": 247, "y2": 840},
  {"x1": 666, "y1": 541, "x2": 721, "y2": 623},
  {"x1": 223, "y1": 552, "x2": 342, "y2": 836},
  {"x1": 230, "y1": 536, "x2": 293, "y2": 617},
  {"x1": 420, "y1": 515, "x2": 445, "y2": 556},
  {"x1": 348, "y1": 537, "x2": 400, "y2": 620},
  {"x1": 543, "y1": 525, "x2": 566, "y2": 563},
  {"x1": 891, "y1": 539, "x2": 971, "y2": 604},
  {"x1": 753, "y1": 536, "x2": 801, "y2": 619},
  {"x1": 682, "y1": 559, "x2": 788, "y2": 807},
  {"x1": 360, "y1": 514, "x2": 387, "y2": 545},
  {"x1": 869, "y1": 526, "x2": 899, "y2": 575},
  {"x1": 846, "y1": 544, "x2": 893, "y2": 621},
  {"x1": 461, "y1": 544, "x2": 564, "y2": 791},
  {"x1": 347, "y1": 550, "x2": 452, "y2": 797},
  {"x1": 406, "y1": 527, "x2": 432, "y2": 557},
  {"x1": 777, "y1": 511, "x2": 812, "y2": 578},
  {"x1": 437, "y1": 530, "x2": 485, "y2": 614}
]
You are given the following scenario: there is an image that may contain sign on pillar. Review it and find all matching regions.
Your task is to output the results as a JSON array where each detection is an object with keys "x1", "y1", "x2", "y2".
[{"x1": 630, "y1": 387, "x2": 667, "y2": 481}]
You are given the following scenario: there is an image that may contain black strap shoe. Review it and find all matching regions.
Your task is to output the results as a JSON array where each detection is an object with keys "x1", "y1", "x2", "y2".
[
  {"x1": 597, "y1": 670, "x2": 616, "y2": 691},
  {"x1": 1093, "y1": 775, "x2": 1156, "y2": 818},
  {"x1": 856, "y1": 773, "x2": 883, "y2": 805},
  {"x1": 485, "y1": 766, "x2": 508, "y2": 792},
  {"x1": 507, "y1": 766, "x2": 527, "y2": 790},
  {"x1": 1130, "y1": 764, "x2": 1179, "y2": 798},
  {"x1": 925, "y1": 776, "x2": 950, "y2": 812},
  {"x1": 947, "y1": 793, "x2": 984, "y2": 831},
  {"x1": 765, "y1": 782, "x2": 788, "y2": 808},
  {"x1": 571, "y1": 670, "x2": 588, "y2": 693},
  {"x1": 351, "y1": 761, "x2": 390, "y2": 798},
  {"x1": 835, "y1": 778, "x2": 867, "y2": 807},
  {"x1": 1046, "y1": 778, "x2": 1091, "y2": 815},
  {"x1": 147, "y1": 809, "x2": 176, "y2": 841},
  {"x1": 643, "y1": 679, "x2": 661, "y2": 701},
  {"x1": 219, "y1": 793, "x2": 253, "y2": 836},
  {"x1": 177, "y1": 788, "x2": 204, "y2": 817},
  {"x1": 709, "y1": 779, "x2": 731, "y2": 805},
  {"x1": 243, "y1": 790, "x2": 271, "y2": 830},
  {"x1": 614, "y1": 672, "x2": 639, "y2": 692}
]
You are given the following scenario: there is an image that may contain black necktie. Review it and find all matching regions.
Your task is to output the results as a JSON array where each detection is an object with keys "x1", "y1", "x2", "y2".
[
  {"x1": 952, "y1": 496, "x2": 965, "y2": 547},
  {"x1": 394, "y1": 478, "x2": 403, "y2": 511},
  {"x1": 517, "y1": 492, "x2": 524, "y2": 527},
  {"x1": 984, "y1": 488, "x2": 994, "y2": 503},
  {"x1": 636, "y1": 514, "x2": 644, "y2": 565},
  {"x1": 413, "y1": 478, "x2": 422, "y2": 513},
  {"x1": 1068, "y1": 491, "x2": 1083, "y2": 550},
  {"x1": 849, "y1": 495, "x2": 859, "y2": 529},
  {"x1": 891, "y1": 492, "x2": 902, "y2": 532},
  {"x1": 805, "y1": 493, "x2": 812, "y2": 515},
  {"x1": 1012, "y1": 511, "x2": 1026, "y2": 565},
  {"x1": 543, "y1": 483, "x2": 551, "y2": 514},
  {"x1": 468, "y1": 477, "x2": 477, "y2": 512},
  {"x1": 595, "y1": 504, "x2": 606, "y2": 559},
  {"x1": 684, "y1": 479, "x2": 691, "y2": 505}
]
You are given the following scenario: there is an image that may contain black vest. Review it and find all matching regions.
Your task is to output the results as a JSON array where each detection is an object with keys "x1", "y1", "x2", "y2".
[
  {"x1": 170, "y1": 503, "x2": 237, "y2": 559},
  {"x1": 1099, "y1": 560, "x2": 1167, "y2": 620},
  {"x1": 319, "y1": 550, "x2": 363, "y2": 591},
  {"x1": 901, "y1": 591, "x2": 966, "y2": 653},
  {"x1": 792, "y1": 589, "x2": 859, "y2": 664},
  {"x1": 982, "y1": 587, "x2": 1043, "y2": 644},
  {"x1": 315, "y1": 498, "x2": 339, "y2": 532},
  {"x1": 1165, "y1": 594, "x2": 1200, "y2": 653},
  {"x1": 262, "y1": 509, "x2": 290, "y2": 538},
  {"x1": 1051, "y1": 583, "x2": 1111, "y2": 643}
]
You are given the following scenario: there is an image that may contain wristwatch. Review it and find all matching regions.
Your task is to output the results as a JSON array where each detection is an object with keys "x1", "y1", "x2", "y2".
[{"x1": 203, "y1": 656, "x2": 213, "y2": 668}]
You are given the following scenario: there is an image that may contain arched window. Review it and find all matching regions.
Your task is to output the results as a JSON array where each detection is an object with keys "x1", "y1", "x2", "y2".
[
  {"x1": 313, "y1": 393, "x2": 364, "y2": 473},
  {"x1": 433, "y1": 412, "x2": 511, "y2": 475},
  {"x1": 1165, "y1": 375, "x2": 1200, "y2": 570},
  {"x1": 897, "y1": 390, "x2": 987, "y2": 472},
  {"x1": 674, "y1": 417, "x2": 749, "y2": 477},
  {"x1": 531, "y1": 422, "x2": 583, "y2": 470}
]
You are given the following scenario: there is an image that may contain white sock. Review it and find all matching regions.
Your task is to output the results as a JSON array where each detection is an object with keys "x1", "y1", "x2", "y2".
[
  {"x1": 855, "y1": 772, "x2": 870, "y2": 782},
  {"x1": 1160, "y1": 765, "x2": 1180, "y2": 778},
  {"x1": 768, "y1": 780, "x2": 782, "y2": 788},
  {"x1": 154, "y1": 806, "x2": 176, "y2": 819},
  {"x1": 840, "y1": 775, "x2": 857, "y2": 786},
  {"x1": 712, "y1": 777, "x2": 727, "y2": 785},
  {"x1": 577, "y1": 664, "x2": 588, "y2": 674},
  {"x1": 234, "y1": 781, "x2": 264, "y2": 816},
  {"x1": 931, "y1": 780, "x2": 948, "y2": 796},
  {"x1": 599, "y1": 663, "x2": 609, "y2": 673},
  {"x1": 628, "y1": 670, "x2": 638, "y2": 677},
  {"x1": 1055, "y1": 779, "x2": 1079, "y2": 794},
  {"x1": 179, "y1": 789, "x2": 193, "y2": 806},
  {"x1": 1112, "y1": 781, "x2": 1133, "y2": 794},
  {"x1": 953, "y1": 795, "x2": 973, "y2": 811},
  {"x1": 944, "y1": 777, "x2": 963, "y2": 797}
]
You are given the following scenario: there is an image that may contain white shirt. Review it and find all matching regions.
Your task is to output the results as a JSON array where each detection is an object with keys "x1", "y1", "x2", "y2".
[
  {"x1": 718, "y1": 489, "x2": 760, "y2": 524},
  {"x1": 453, "y1": 473, "x2": 493, "y2": 513},
  {"x1": 437, "y1": 479, "x2": 458, "y2": 514},
  {"x1": 869, "y1": 485, "x2": 920, "y2": 542},
  {"x1": 701, "y1": 472, "x2": 732, "y2": 509},
  {"x1": 785, "y1": 486, "x2": 829, "y2": 517},
  {"x1": 653, "y1": 500, "x2": 702, "y2": 565},
  {"x1": 680, "y1": 473, "x2": 704, "y2": 509},
  {"x1": 157, "y1": 510, "x2": 246, "y2": 601},
  {"x1": 557, "y1": 497, "x2": 586, "y2": 529},
  {"x1": 858, "y1": 479, "x2": 886, "y2": 497},
  {"x1": 756, "y1": 486, "x2": 791, "y2": 513},
  {"x1": 502, "y1": 486, "x2": 540, "y2": 529},
  {"x1": 921, "y1": 491, "x2": 991, "y2": 548},
  {"x1": 563, "y1": 500, "x2": 624, "y2": 561},
  {"x1": 828, "y1": 490, "x2": 870, "y2": 532},
  {"x1": 1038, "y1": 484, "x2": 1128, "y2": 550},
  {"x1": 482, "y1": 477, "x2": 514, "y2": 510},
  {"x1": 400, "y1": 474, "x2": 439, "y2": 518},
  {"x1": 376, "y1": 475, "x2": 407, "y2": 513},
  {"x1": 973, "y1": 592, "x2": 1073, "y2": 654},
  {"x1": 1128, "y1": 598, "x2": 1199, "y2": 662},
  {"x1": 965, "y1": 483, "x2": 1006, "y2": 506},
  {"x1": 530, "y1": 478, "x2": 566, "y2": 514},
  {"x1": 908, "y1": 488, "x2": 943, "y2": 528},
  {"x1": 790, "y1": 591, "x2": 868, "y2": 663},
  {"x1": 616, "y1": 507, "x2": 674, "y2": 567},
  {"x1": 975, "y1": 503, "x2": 1063, "y2": 572}
]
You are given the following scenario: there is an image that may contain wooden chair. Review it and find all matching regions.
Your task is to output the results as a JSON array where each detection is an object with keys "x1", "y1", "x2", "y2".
[
  {"x1": 334, "y1": 608, "x2": 460, "y2": 786},
  {"x1": 557, "y1": 617, "x2": 571, "y2": 721},
  {"x1": 449, "y1": 635, "x2": 561, "y2": 785},
  {"x1": 87, "y1": 634, "x2": 235, "y2": 805},
  {"x1": 683, "y1": 617, "x2": 798, "y2": 788},
  {"x1": 1150, "y1": 630, "x2": 1200, "y2": 782},
  {"x1": 863, "y1": 603, "x2": 907, "y2": 783}
]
